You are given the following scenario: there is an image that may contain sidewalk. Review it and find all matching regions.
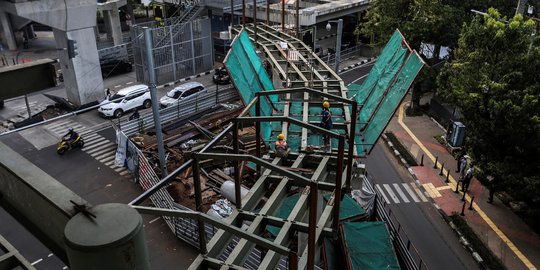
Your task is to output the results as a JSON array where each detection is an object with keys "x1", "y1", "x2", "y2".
[{"x1": 386, "y1": 96, "x2": 540, "y2": 270}]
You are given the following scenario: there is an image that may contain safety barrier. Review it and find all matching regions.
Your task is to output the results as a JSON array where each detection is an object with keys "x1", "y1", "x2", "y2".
[
  {"x1": 117, "y1": 86, "x2": 238, "y2": 136},
  {"x1": 363, "y1": 173, "x2": 429, "y2": 270}
]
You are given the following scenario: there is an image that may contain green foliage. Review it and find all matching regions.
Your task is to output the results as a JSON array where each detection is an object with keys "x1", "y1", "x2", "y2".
[{"x1": 437, "y1": 9, "x2": 540, "y2": 205}]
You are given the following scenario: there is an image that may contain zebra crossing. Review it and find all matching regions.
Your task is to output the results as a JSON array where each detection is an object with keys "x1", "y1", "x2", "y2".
[
  {"x1": 375, "y1": 182, "x2": 429, "y2": 204},
  {"x1": 45, "y1": 119, "x2": 131, "y2": 178}
]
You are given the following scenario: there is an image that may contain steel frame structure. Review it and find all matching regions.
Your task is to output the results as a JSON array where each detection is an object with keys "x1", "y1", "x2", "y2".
[{"x1": 129, "y1": 23, "x2": 360, "y2": 269}]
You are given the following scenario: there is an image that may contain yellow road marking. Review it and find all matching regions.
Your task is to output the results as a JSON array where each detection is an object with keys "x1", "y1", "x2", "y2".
[
  {"x1": 422, "y1": 183, "x2": 441, "y2": 198},
  {"x1": 436, "y1": 186, "x2": 453, "y2": 191},
  {"x1": 398, "y1": 102, "x2": 537, "y2": 270}
]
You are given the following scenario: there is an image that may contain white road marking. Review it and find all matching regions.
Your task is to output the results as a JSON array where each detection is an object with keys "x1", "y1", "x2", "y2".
[
  {"x1": 114, "y1": 85, "x2": 122, "y2": 88},
  {"x1": 393, "y1": 183, "x2": 410, "y2": 203},
  {"x1": 31, "y1": 259, "x2": 43, "y2": 265},
  {"x1": 87, "y1": 144, "x2": 116, "y2": 156},
  {"x1": 126, "y1": 81, "x2": 133, "y2": 85},
  {"x1": 383, "y1": 184, "x2": 400, "y2": 203},
  {"x1": 376, "y1": 184, "x2": 390, "y2": 204},
  {"x1": 349, "y1": 74, "x2": 369, "y2": 85},
  {"x1": 403, "y1": 183, "x2": 420, "y2": 203},
  {"x1": 412, "y1": 184, "x2": 429, "y2": 202},
  {"x1": 47, "y1": 253, "x2": 53, "y2": 257},
  {"x1": 149, "y1": 217, "x2": 161, "y2": 223}
]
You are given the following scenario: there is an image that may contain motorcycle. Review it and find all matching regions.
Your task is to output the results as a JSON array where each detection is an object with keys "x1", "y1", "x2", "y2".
[
  {"x1": 212, "y1": 67, "x2": 230, "y2": 85},
  {"x1": 57, "y1": 134, "x2": 85, "y2": 155}
]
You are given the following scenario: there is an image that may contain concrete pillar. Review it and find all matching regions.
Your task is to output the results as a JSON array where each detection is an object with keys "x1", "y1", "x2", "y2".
[
  {"x1": 0, "y1": 10, "x2": 17, "y2": 50},
  {"x1": 53, "y1": 28, "x2": 104, "y2": 106},
  {"x1": 105, "y1": 4, "x2": 123, "y2": 45},
  {"x1": 103, "y1": 11, "x2": 113, "y2": 40}
]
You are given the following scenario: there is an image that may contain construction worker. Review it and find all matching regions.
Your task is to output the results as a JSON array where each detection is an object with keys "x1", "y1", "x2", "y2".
[
  {"x1": 321, "y1": 101, "x2": 333, "y2": 151},
  {"x1": 275, "y1": 133, "x2": 290, "y2": 158}
]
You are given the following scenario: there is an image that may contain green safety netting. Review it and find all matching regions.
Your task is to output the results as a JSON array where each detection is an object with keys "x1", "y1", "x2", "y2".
[
  {"x1": 224, "y1": 30, "x2": 276, "y2": 142},
  {"x1": 341, "y1": 222, "x2": 401, "y2": 270},
  {"x1": 350, "y1": 30, "x2": 424, "y2": 156},
  {"x1": 323, "y1": 194, "x2": 366, "y2": 221},
  {"x1": 267, "y1": 193, "x2": 300, "y2": 237}
]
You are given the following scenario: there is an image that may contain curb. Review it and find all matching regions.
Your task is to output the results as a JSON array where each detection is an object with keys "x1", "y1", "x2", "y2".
[
  {"x1": 435, "y1": 205, "x2": 488, "y2": 269},
  {"x1": 156, "y1": 70, "x2": 214, "y2": 89},
  {"x1": 338, "y1": 57, "x2": 376, "y2": 73},
  {"x1": 381, "y1": 133, "x2": 422, "y2": 185}
]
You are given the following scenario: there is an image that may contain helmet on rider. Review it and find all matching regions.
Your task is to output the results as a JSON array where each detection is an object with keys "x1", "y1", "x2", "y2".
[
  {"x1": 277, "y1": 134, "x2": 285, "y2": 140},
  {"x1": 323, "y1": 101, "x2": 330, "y2": 108},
  {"x1": 68, "y1": 128, "x2": 74, "y2": 133}
]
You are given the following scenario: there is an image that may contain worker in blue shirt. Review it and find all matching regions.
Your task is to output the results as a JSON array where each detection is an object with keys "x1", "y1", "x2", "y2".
[{"x1": 321, "y1": 101, "x2": 333, "y2": 152}]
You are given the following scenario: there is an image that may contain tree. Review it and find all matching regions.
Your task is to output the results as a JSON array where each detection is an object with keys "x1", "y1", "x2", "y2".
[{"x1": 437, "y1": 8, "x2": 540, "y2": 205}]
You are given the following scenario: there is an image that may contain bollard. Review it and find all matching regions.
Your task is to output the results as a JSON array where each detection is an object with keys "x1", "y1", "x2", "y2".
[
  {"x1": 420, "y1": 154, "x2": 424, "y2": 166},
  {"x1": 461, "y1": 188, "x2": 467, "y2": 201},
  {"x1": 460, "y1": 201, "x2": 466, "y2": 216},
  {"x1": 469, "y1": 196, "x2": 475, "y2": 210},
  {"x1": 439, "y1": 163, "x2": 444, "y2": 175},
  {"x1": 454, "y1": 181, "x2": 460, "y2": 193},
  {"x1": 433, "y1": 156, "x2": 438, "y2": 169},
  {"x1": 445, "y1": 170, "x2": 450, "y2": 183}
]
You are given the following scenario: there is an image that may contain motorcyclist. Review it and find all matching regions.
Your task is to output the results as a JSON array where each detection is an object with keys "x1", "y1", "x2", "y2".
[{"x1": 64, "y1": 128, "x2": 79, "y2": 147}]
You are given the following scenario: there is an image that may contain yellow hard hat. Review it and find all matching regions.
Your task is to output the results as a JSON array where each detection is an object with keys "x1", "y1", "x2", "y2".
[
  {"x1": 323, "y1": 101, "x2": 330, "y2": 108},
  {"x1": 277, "y1": 134, "x2": 285, "y2": 140}
]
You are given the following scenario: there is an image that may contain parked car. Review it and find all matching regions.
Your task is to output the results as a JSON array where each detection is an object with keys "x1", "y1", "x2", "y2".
[
  {"x1": 159, "y1": 82, "x2": 207, "y2": 108},
  {"x1": 213, "y1": 66, "x2": 230, "y2": 84},
  {"x1": 98, "y1": 84, "x2": 151, "y2": 118},
  {"x1": 100, "y1": 59, "x2": 133, "y2": 78}
]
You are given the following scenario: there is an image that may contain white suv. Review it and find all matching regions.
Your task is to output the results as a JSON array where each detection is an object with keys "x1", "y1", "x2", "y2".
[
  {"x1": 98, "y1": 84, "x2": 151, "y2": 118},
  {"x1": 159, "y1": 82, "x2": 207, "y2": 108}
]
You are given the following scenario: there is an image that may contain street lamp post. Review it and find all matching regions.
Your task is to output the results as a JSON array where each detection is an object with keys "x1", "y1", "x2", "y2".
[{"x1": 326, "y1": 19, "x2": 343, "y2": 72}]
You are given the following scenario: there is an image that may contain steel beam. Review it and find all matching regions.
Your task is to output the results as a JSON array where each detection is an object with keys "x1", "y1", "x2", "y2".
[{"x1": 133, "y1": 206, "x2": 291, "y2": 256}]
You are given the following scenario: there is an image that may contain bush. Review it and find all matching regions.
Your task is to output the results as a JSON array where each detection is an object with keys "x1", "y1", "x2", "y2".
[
  {"x1": 449, "y1": 214, "x2": 507, "y2": 270},
  {"x1": 385, "y1": 132, "x2": 418, "y2": 166}
]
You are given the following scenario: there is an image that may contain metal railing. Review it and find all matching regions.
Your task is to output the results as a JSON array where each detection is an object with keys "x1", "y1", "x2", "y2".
[
  {"x1": 117, "y1": 87, "x2": 238, "y2": 136},
  {"x1": 363, "y1": 174, "x2": 429, "y2": 270}
]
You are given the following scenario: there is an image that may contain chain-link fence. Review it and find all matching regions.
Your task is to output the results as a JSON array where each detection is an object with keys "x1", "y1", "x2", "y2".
[{"x1": 131, "y1": 17, "x2": 213, "y2": 85}]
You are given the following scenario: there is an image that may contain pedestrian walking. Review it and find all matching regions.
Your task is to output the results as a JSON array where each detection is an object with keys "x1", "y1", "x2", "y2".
[
  {"x1": 105, "y1": 88, "x2": 112, "y2": 100},
  {"x1": 459, "y1": 155, "x2": 468, "y2": 180},
  {"x1": 456, "y1": 152, "x2": 465, "y2": 172},
  {"x1": 129, "y1": 109, "x2": 140, "y2": 121},
  {"x1": 462, "y1": 163, "x2": 475, "y2": 192}
]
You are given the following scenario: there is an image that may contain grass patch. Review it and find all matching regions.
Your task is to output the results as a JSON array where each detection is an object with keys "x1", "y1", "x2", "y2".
[
  {"x1": 449, "y1": 214, "x2": 507, "y2": 270},
  {"x1": 384, "y1": 132, "x2": 418, "y2": 166}
]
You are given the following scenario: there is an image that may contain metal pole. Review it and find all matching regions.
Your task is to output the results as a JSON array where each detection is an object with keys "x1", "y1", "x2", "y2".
[
  {"x1": 281, "y1": 0, "x2": 285, "y2": 31},
  {"x1": 460, "y1": 201, "x2": 466, "y2": 216},
  {"x1": 253, "y1": 0, "x2": 257, "y2": 45},
  {"x1": 433, "y1": 156, "x2": 438, "y2": 169},
  {"x1": 346, "y1": 102, "x2": 357, "y2": 189},
  {"x1": 233, "y1": 121, "x2": 242, "y2": 209},
  {"x1": 469, "y1": 196, "x2": 475, "y2": 210},
  {"x1": 230, "y1": 0, "x2": 234, "y2": 28},
  {"x1": 333, "y1": 136, "x2": 345, "y2": 232},
  {"x1": 334, "y1": 19, "x2": 342, "y2": 72},
  {"x1": 288, "y1": 251, "x2": 298, "y2": 270},
  {"x1": 439, "y1": 163, "x2": 444, "y2": 175},
  {"x1": 144, "y1": 27, "x2": 168, "y2": 177},
  {"x1": 296, "y1": 0, "x2": 300, "y2": 38},
  {"x1": 189, "y1": 21, "x2": 196, "y2": 74},
  {"x1": 192, "y1": 158, "x2": 207, "y2": 253},
  {"x1": 24, "y1": 95, "x2": 31, "y2": 118},
  {"x1": 255, "y1": 96, "x2": 261, "y2": 177},
  {"x1": 266, "y1": 0, "x2": 269, "y2": 25},
  {"x1": 169, "y1": 25, "x2": 177, "y2": 81},
  {"x1": 307, "y1": 181, "x2": 317, "y2": 270},
  {"x1": 242, "y1": 0, "x2": 246, "y2": 25}
]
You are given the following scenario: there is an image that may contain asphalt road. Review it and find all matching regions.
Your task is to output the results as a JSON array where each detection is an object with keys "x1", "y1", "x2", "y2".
[{"x1": 341, "y1": 65, "x2": 478, "y2": 269}]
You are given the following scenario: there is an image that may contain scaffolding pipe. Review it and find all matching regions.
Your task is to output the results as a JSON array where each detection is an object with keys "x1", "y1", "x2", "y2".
[
  {"x1": 346, "y1": 102, "x2": 358, "y2": 188},
  {"x1": 192, "y1": 159, "x2": 207, "y2": 253},
  {"x1": 255, "y1": 98, "x2": 262, "y2": 176},
  {"x1": 307, "y1": 181, "x2": 318, "y2": 270},
  {"x1": 332, "y1": 135, "x2": 345, "y2": 232},
  {"x1": 233, "y1": 121, "x2": 242, "y2": 210}
]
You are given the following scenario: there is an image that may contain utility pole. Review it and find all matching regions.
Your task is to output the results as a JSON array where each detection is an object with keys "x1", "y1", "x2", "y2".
[
  {"x1": 296, "y1": 0, "x2": 300, "y2": 38},
  {"x1": 144, "y1": 28, "x2": 168, "y2": 177}
]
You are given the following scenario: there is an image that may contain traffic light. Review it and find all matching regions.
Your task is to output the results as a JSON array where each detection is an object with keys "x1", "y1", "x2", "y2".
[{"x1": 67, "y1": 39, "x2": 78, "y2": 59}]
